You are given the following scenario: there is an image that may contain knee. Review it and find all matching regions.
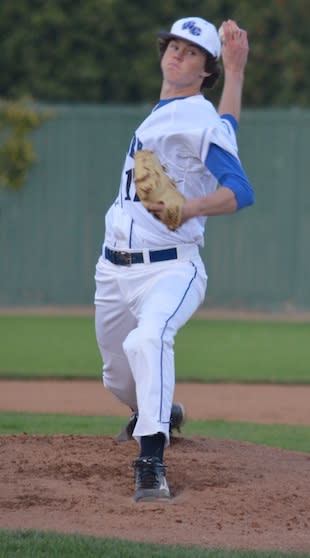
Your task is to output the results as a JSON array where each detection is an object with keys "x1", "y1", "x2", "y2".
[
  {"x1": 123, "y1": 325, "x2": 173, "y2": 357},
  {"x1": 123, "y1": 325, "x2": 158, "y2": 356}
]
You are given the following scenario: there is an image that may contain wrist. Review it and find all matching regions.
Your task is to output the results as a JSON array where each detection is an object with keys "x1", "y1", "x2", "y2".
[
  {"x1": 183, "y1": 198, "x2": 202, "y2": 221},
  {"x1": 223, "y1": 68, "x2": 245, "y2": 82}
]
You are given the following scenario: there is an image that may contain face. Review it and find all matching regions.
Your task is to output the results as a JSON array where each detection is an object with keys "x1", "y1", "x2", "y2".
[{"x1": 161, "y1": 39, "x2": 208, "y2": 90}]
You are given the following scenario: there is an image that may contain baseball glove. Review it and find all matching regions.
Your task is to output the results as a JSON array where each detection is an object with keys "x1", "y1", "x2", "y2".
[{"x1": 134, "y1": 150, "x2": 185, "y2": 231}]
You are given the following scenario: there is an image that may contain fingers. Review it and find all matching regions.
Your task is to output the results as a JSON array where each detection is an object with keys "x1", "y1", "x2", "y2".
[
  {"x1": 146, "y1": 201, "x2": 165, "y2": 219},
  {"x1": 220, "y1": 20, "x2": 248, "y2": 46},
  {"x1": 219, "y1": 19, "x2": 249, "y2": 73}
]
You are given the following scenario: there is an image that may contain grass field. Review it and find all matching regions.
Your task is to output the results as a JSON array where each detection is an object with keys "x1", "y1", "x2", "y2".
[
  {"x1": 1, "y1": 316, "x2": 310, "y2": 383},
  {"x1": 0, "y1": 412, "x2": 309, "y2": 453},
  {"x1": 1, "y1": 314, "x2": 309, "y2": 557},
  {"x1": 0, "y1": 530, "x2": 308, "y2": 558}
]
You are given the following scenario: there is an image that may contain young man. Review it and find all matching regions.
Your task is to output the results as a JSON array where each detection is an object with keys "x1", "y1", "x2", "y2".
[{"x1": 95, "y1": 17, "x2": 254, "y2": 502}]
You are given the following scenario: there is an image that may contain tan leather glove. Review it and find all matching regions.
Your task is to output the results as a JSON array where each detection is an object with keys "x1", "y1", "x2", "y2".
[{"x1": 134, "y1": 150, "x2": 185, "y2": 231}]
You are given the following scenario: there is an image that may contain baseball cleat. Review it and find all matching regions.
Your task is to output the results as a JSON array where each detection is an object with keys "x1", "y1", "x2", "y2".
[
  {"x1": 117, "y1": 412, "x2": 138, "y2": 442},
  {"x1": 133, "y1": 456, "x2": 170, "y2": 502},
  {"x1": 170, "y1": 402, "x2": 186, "y2": 434},
  {"x1": 117, "y1": 402, "x2": 186, "y2": 442}
]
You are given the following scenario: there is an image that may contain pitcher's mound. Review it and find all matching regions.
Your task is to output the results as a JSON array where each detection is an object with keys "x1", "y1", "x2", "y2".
[{"x1": 0, "y1": 434, "x2": 309, "y2": 553}]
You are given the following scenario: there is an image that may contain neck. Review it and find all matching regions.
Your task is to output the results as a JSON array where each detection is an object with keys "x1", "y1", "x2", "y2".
[{"x1": 160, "y1": 82, "x2": 201, "y2": 100}]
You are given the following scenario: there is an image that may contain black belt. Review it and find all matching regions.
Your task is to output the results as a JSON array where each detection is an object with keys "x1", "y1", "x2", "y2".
[{"x1": 104, "y1": 246, "x2": 178, "y2": 266}]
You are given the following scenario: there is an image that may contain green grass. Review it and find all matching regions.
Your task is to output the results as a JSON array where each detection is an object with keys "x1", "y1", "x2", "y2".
[
  {"x1": 1, "y1": 413, "x2": 309, "y2": 453},
  {"x1": 0, "y1": 530, "x2": 308, "y2": 558},
  {"x1": 0, "y1": 316, "x2": 100, "y2": 378},
  {"x1": 1, "y1": 316, "x2": 310, "y2": 383},
  {"x1": 175, "y1": 319, "x2": 310, "y2": 383}
]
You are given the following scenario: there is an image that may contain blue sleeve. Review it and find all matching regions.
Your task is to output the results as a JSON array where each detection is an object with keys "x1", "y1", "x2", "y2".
[
  {"x1": 205, "y1": 144, "x2": 255, "y2": 210},
  {"x1": 221, "y1": 114, "x2": 238, "y2": 133}
]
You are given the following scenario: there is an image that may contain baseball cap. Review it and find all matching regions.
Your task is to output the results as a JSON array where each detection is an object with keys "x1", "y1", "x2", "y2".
[{"x1": 157, "y1": 17, "x2": 221, "y2": 59}]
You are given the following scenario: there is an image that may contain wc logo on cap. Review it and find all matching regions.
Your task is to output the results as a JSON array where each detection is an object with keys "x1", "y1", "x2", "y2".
[{"x1": 182, "y1": 20, "x2": 202, "y2": 37}]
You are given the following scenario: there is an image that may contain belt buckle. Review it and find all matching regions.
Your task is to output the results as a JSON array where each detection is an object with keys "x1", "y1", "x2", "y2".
[{"x1": 119, "y1": 250, "x2": 132, "y2": 266}]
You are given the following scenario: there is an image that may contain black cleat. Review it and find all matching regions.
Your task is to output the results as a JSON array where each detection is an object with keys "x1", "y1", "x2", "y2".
[
  {"x1": 117, "y1": 402, "x2": 186, "y2": 442},
  {"x1": 117, "y1": 412, "x2": 138, "y2": 442},
  {"x1": 170, "y1": 402, "x2": 186, "y2": 434},
  {"x1": 133, "y1": 456, "x2": 170, "y2": 502}
]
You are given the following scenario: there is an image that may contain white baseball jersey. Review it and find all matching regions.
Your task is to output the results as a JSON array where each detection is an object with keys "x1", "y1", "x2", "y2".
[{"x1": 104, "y1": 93, "x2": 238, "y2": 250}]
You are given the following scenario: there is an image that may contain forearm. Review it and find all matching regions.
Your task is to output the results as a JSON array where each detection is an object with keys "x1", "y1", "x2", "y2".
[
  {"x1": 218, "y1": 69, "x2": 245, "y2": 122},
  {"x1": 182, "y1": 187, "x2": 237, "y2": 220}
]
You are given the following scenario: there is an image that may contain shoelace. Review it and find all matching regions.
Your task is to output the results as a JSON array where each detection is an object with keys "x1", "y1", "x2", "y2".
[{"x1": 135, "y1": 459, "x2": 166, "y2": 488}]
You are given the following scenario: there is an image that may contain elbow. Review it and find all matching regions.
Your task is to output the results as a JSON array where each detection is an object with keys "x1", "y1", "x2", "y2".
[
  {"x1": 249, "y1": 191, "x2": 256, "y2": 206},
  {"x1": 244, "y1": 189, "x2": 255, "y2": 208},
  {"x1": 236, "y1": 189, "x2": 255, "y2": 210}
]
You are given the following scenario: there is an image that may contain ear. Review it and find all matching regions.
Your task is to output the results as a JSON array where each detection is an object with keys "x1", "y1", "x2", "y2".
[{"x1": 200, "y1": 71, "x2": 211, "y2": 78}]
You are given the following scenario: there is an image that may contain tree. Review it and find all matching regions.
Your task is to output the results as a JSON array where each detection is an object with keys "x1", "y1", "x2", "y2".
[{"x1": 0, "y1": 0, "x2": 309, "y2": 106}]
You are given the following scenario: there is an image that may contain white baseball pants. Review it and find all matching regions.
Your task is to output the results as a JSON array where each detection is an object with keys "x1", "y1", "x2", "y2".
[{"x1": 94, "y1": 245, "x2": 207, "y2": 445}]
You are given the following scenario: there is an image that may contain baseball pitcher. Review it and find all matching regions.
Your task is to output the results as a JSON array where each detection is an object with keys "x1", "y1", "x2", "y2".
[{"x1": 94, "y1": 17, "x2": 254, "y2": 502}]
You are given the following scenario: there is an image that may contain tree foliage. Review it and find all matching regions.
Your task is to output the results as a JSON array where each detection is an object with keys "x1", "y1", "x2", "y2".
[
  {"x1": 0, "y1": 0, "x2": 309, "y2": 106},
  {"x1": 0, "y1": 98, "x2": 53, "y2": 189}
]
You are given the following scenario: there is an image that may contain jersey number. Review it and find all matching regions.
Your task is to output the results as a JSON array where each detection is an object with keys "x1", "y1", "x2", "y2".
[{"x1": 125, "y1": 168, "x2": 139, "y2": 201}]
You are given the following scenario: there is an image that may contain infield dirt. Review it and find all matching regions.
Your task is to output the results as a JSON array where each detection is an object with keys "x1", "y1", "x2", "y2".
[{"x1": 0, "y1": 381, "x2": 309, "y2": 553}]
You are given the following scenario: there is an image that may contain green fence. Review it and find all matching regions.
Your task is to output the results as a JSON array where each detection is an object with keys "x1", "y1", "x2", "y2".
[{"x1": 0, "y1": 105, "x2": 309, "y2": 311}]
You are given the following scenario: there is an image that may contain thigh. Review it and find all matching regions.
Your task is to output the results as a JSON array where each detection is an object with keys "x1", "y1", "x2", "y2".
[
  {"x1": 95, "y1": 259, "x2": 137, "y2": 371},
  {"x1": 136, "y1": 259, "x2": 207, "y2": 335}
]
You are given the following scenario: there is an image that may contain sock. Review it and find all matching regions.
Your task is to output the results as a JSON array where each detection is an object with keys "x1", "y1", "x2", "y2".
[{"x1": 140, "y1": 433, "x2": 165, "y2": 462}]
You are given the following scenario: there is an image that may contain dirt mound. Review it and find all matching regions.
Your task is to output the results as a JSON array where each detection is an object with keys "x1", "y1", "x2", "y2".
[{"x1": 0, "y1": 434, "x2": 309, "y2": 552}]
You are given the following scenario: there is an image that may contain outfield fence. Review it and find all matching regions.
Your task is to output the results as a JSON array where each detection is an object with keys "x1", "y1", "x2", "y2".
[{"x1": 0, "y1": 105, "x2": 309, "y2": 311}]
